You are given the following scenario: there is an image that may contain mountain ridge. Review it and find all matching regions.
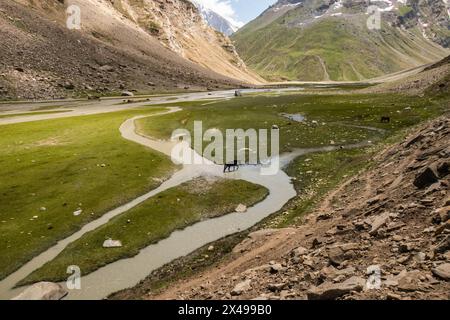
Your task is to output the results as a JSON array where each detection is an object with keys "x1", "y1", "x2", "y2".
[
  {"x1": 0, "y1": 0, "x2": 262, "y2": 100},
  {"x1": 190, "y1": 0, "x2": 240, "y2": 36},
  {"x1": 232, "y1": 0, "x2": 450, "y2": 81}
]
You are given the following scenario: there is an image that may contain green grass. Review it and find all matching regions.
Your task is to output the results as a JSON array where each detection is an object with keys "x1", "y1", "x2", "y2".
[
  {"x1": 0, "y1": 107, "x2": 177, "y2": 280},
  {"x1": 232, "y1": 11, "x2": 447, "y2": 81},
  {"x1": 0, "y1": 110, "x2": 70, "y2": 119},
  {"x1": 20, "y1": 178, "x2": 268, "y2": 284},
  {"x1": 275, "y1": 148, "x2": 372, "y2": 227},
  {"x1": 2, "y1": 90, "x2": 448, "y2": 286},
  {"x1": 136, "y1": 93, "x2": 445, "y2": 162}
]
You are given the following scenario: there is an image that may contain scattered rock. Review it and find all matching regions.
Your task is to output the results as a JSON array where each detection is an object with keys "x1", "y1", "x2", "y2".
[
  {"x1": 431, "y1": 206, "x2": 450, "y2": 224},
  {"x1": 269, "y1": 263, "x2": 284, "y2": 274},
  {"x1": 413, "y1": 163, "x2": 440, "y2": 189},
  {"x1": 291, "y1": 246, "x2": 308, "y2": 261},
  {"x1": 396, "y1": 270, "x2": 422, "y2": 292},
  {"x1": 317, "y1": 212, "x2": 332, "y2": 221},
  {"x1": 63, "y1": 82, "x2": 74, "y2": 90},
  {"x1": 434, "y1": 235, "x2": 450, "y2": 253},
  {"x1": 327, "y1": 246, "x2": 346, "y2": 266},
  {"x1": 386, "y1": 292, "x2": 402, "y2": 300},
  {"x1": 121, "y1": 91, "x2": 134, "y2": 97},
  {"x1": 231, "y1": 280, "x2": 252, "y2": 296},
  {"x1": 414, "y1": 252, "x2": 426, "y2": 263},
  {"x1": 369, "y1": 212, "x2": 390, "y2": 235},
  {"x1": 405, "y1": 133, "x2": 424, "y2": 148},
  {"x1": 103, "y1": 239, "x2": 123, "y2": 248},
  {"x1": 235, "y1": 204, "x2": 247, "y2": 213},
  {"x1": 307, "y1": 276, "x2": 365, "y2": 300},
  {"x1": 99, "y1": 65, "x2": 114, "y2": 72},
  {"x1": 267, "y1": 283, "x2": 286, "y2": 292},
  {"x1": 432, "y1": 263, "x2": 450, "y2": 281}
]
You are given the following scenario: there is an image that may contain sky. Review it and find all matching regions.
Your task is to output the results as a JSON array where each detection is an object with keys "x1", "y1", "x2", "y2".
[{"x1": 193, "y1": 0, "x2": 278, "y2": 27}]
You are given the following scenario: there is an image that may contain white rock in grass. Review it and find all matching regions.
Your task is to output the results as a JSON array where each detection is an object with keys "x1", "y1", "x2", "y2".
[
  {"x1": 103, "y1": 239, "x2": 123, "y2": 248},
  {"x1": 12, "y1": 282, "x2": 67, "y2": 300},
  {"x1": 73, "y1": 209, "x2": 82, "y2": 216},
  {"x1": 236, "y1": 204, "x2": 247, "y2": 213}
]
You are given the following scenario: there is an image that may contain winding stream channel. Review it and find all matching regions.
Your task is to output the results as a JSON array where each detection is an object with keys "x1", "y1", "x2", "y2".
[{"x1": 0, "y1": 90, "x2": 382, "y2": 299}]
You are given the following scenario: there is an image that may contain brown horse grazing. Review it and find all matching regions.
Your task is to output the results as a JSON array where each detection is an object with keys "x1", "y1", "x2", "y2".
[
  {"x1": 224, "y1": 160, "x2": 239, "y2": 173},
  {"x1": 381, "y1": 116, "x2": 391, "y2": 123}
]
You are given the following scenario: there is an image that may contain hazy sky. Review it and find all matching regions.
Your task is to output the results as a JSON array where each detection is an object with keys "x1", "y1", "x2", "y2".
[{"x1": 194, "y1": 0, "x2": 278, "y2": 27}]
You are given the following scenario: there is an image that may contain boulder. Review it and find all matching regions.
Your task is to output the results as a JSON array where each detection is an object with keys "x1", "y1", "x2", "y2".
[
  {"x1": 235, "y1": 204, "x2": 247, "y2": 213},
  {"x1": 369, "y1": 212, "x2": 390, "y2": 235},
  {"x1": 317, "y1": 212, "x2": 332, "y2": 220},
  {"x1": 307, "y1": 276, "x2": 365, "y2": 300},
  {"x1": 396, "y1": 270, "x2": 422, "y2": 292},
  {"x1": 431, "y1": 206, "x2": 450, "y2": 224},
  {"x1": 291, "y1": 246, "x2": 308, "y2": 260},
  {"x1": 231, "y1": 279, "x2": 251, "y2": 296},
  {"x1": 437, "y1": 160, "x2": 449, "y2": 177},
  {"x1": 404, "y1": 133, "x2": 424, "y2": 148},
  {"x1": 327, "y1": 246, "x2": 346, "y2": 266},
  {"x1": 269, "y1": 263, "x2": 285, "y2": 274},
  {"x1": 432, "y1": 263, "x2": 450, "y2": 281},
  {"x1": 63, "y1": 82, "x2": 74, "y2": 90},
  {"x1": 12, "y1": 282, "x2": 67, "y2": 300},
  {"x1": 267, "y1": 283, "x2": 286, "y2": 292},
  {"x1": 99, "y1": 65, "x2": 114, "y2": 72},
  {"x1": 434, "y1": 234, "x2": 450, "y2": 253},
  {"x1": 103, "y1": 239, "x2": 123, "y2": 248},
  {"x1": 413, "y1": 164, "x2": 440, "y2": 189},
  {"x1": 121, "y1": 91, "x2": 134, "y2": 97}
]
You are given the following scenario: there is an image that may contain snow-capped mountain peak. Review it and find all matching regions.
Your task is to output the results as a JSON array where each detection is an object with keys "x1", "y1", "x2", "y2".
[{"x1": 190, "y1": 0, "x2": 240, "y2": 36}]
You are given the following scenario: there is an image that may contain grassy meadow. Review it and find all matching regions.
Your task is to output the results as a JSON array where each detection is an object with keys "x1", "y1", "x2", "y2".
[
  {"x1": 21, "y1": 178, "x2": 268, "y2": 284},
  {"x1": 0, "y1": 108, "x2": 177, "y2": 280},
  {"x1": 1, "y1": 89, "x2": 447, "y2": 284}
]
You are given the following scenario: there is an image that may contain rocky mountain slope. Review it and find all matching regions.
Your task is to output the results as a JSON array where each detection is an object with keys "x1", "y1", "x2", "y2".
[
  {"x1": 232, "y1": 0, "x2": 450, "y2": 81},
  {"x1": 143, "y1": 113, "x2": 450, "y2": 300},
  {"x1": 191, "y1": 0, "x2": 239, "y2": 36},
  {"x1": 0, "y1": 0, "x2": 261, "y2": 100}
]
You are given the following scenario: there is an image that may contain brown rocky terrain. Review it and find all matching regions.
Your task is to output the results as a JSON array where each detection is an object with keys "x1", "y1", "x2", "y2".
[
  {"x1": 0, "y1": 0, "x2": 260, "y2": 100},
  {"x1": 141, "y1": 114, "x2": 450, "y2": 300}
]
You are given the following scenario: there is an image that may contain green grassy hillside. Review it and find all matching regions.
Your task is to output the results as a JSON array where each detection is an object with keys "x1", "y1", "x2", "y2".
[{"x1": 232, "y1": 1, "x2": 449, "y2": 81}]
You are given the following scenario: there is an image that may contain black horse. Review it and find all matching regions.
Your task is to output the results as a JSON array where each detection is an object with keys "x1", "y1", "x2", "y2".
[
  {"x1": 224, "y1": 160, "x2": 239, "y2": 173},
  {"x1": 381, "y1": 116, "x2": 391, "y2": 123}
]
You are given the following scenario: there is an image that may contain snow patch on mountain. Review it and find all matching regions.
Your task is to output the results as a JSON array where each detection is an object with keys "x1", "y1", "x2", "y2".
[{"x1": 190, "y1": 0, "x2": 241, "y2": 36}]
